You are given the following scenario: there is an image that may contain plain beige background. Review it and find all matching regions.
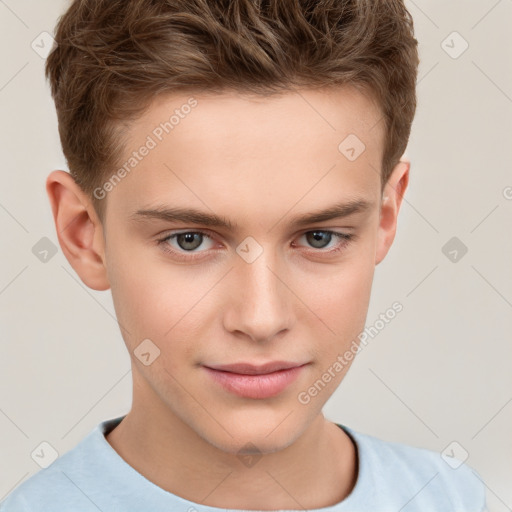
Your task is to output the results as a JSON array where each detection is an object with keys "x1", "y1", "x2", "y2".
[{"x1": 0, "y1": 1, "x2": 511, "y2": 510}]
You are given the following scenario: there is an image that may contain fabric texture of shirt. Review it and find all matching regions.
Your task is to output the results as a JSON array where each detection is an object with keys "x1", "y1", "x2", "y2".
[{"x1": 0, "y1": 415, "x2": 488, "y2": 511}]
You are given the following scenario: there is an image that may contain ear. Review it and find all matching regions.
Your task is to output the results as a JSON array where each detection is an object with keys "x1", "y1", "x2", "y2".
[
  {"x1": 46, "y1": 170, "x2": 110, "y2": 291},
  {"x1": 374, "y1": 157, "x2": 410, "y2": 265}
]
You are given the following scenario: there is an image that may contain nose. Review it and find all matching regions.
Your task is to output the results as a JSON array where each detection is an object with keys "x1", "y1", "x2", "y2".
[{"x1": 222, "y1": 247, "x2": 294, "y2": 343}]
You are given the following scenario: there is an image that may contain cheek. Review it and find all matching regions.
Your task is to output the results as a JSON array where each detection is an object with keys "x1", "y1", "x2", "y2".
[
  {"x1": 105, "y1": 235, "x2": 159, "y2": 333},
  {"x1": 299, "y1": 255, "x2": 375, "y2": 351},
  {"x1": 106, "y1": 245, "x2": 214, "y2": 354},
  {"x1": 106, "y1": 227, "x2": 375, "y2": 354}
]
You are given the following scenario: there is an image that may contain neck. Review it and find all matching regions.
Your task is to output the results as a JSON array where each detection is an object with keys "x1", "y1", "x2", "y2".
[{"x1": 105, "y1": 405, "x2": 358, "y2": 510}]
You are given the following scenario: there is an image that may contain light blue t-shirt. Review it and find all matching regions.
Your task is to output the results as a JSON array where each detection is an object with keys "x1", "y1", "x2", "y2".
[{"x1": 0, "y1": 415, "x2": 487, "y2": 511}]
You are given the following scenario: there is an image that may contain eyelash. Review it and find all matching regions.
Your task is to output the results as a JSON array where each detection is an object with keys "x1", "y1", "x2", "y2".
[{"x1": 156, "y1": 229, "x2": 356, "y2": 261}]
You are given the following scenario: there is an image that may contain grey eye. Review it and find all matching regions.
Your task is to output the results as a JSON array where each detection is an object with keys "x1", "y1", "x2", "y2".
[
  {"x1": 175, "y1": 232, "x2": 205, "y2": 251},
  {"x1": 305, "y1": 231, "x2": 334, "y2": 249}
]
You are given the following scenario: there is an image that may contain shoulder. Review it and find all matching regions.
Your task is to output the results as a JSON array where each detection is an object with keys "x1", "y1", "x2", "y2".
[
  {"x1": 0, "y1": 418, "x2": 123, "y2": 512},
  {"x1": 0, "y1": 445, "x2": 86, "y2": 511},
  {"x1": 339, "y1": 424, "x2": 487, "y2": 511}
]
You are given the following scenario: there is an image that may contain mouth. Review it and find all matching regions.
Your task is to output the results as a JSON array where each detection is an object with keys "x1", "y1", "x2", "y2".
[
  {"x1": 205, "y1": 361, "x2": 307, "y2": 375},
  {"x1": 202, "y1": 361, "x2": 309, "y2": 399}
]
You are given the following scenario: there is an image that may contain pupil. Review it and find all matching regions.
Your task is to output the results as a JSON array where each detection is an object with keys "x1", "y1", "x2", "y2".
[
  {"x1": 309, "y1": 231, "x2": 331, "y2": 248},
  {"x1": 179, "y1": 232, "x2": 201, "y2": 250}
]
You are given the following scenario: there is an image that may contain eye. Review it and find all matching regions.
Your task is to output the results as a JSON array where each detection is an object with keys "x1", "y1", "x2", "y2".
[
  {"x1": 157, "y1": 229, "x2": 355, "y2": 261},
  {"x1": 294, "y1": 230, "x2": 355, "y2": 254},
  {"x1": 158, "y1": 230, "x2": 215, "y2": 258}
]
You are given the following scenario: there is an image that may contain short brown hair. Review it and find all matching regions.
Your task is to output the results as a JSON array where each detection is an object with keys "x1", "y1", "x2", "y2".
[{"x1": 45, "y1": 0, "x2": 419, "y2": 221}]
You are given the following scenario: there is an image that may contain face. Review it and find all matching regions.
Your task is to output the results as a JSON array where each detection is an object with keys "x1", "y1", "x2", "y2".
[{"x1": 90, "y1": 87, "x2": 405, "y2": 454}]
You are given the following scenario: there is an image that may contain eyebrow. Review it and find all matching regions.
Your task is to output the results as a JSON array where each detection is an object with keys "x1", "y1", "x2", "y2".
[{"x1": 130, "y1": 198, "x2": 374, "y2": 231}]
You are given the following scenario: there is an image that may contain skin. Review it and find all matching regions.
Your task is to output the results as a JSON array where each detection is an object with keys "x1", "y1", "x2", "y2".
[{"x1": 46, "y1": 86, "x2": 409, "y2": 510}]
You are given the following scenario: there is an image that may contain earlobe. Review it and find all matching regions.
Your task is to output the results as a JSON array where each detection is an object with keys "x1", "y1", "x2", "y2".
[
  {"x1": 374, "y1": 158, "x2": 410, "y2": 265},
  {"x1": 46, "y1": 170, "x2": 110, "y2": 291}
]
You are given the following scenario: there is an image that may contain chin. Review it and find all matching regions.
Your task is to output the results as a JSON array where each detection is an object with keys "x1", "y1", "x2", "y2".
[
  {"x1": 194, "y1": 407, "x2": 313, "y2": 456},
  {"x1": 207, "y1": 429, "x2": 298, "y2": 457}
]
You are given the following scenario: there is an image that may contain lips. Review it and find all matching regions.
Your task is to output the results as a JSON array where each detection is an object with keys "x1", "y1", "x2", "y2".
[
  {"x1": 203, "y1": 361, "x2": 309, "y2": 399},
  {"x1": 205, "y1": 361, "x2": 305, "y2": 375}
]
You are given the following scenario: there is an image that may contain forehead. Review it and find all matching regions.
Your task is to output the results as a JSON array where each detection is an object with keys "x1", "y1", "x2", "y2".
[
  {"x1": 106, "y1": 86, "x2": 385, "y2": 224},
  {"x1": 132, "y1": 85, "x2": 384, "y2": 156}
]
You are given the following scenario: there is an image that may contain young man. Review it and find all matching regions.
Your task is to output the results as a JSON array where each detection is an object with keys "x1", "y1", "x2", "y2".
[{"x1": 1, "y1": 0, "x2": 487, "y2": 510}]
